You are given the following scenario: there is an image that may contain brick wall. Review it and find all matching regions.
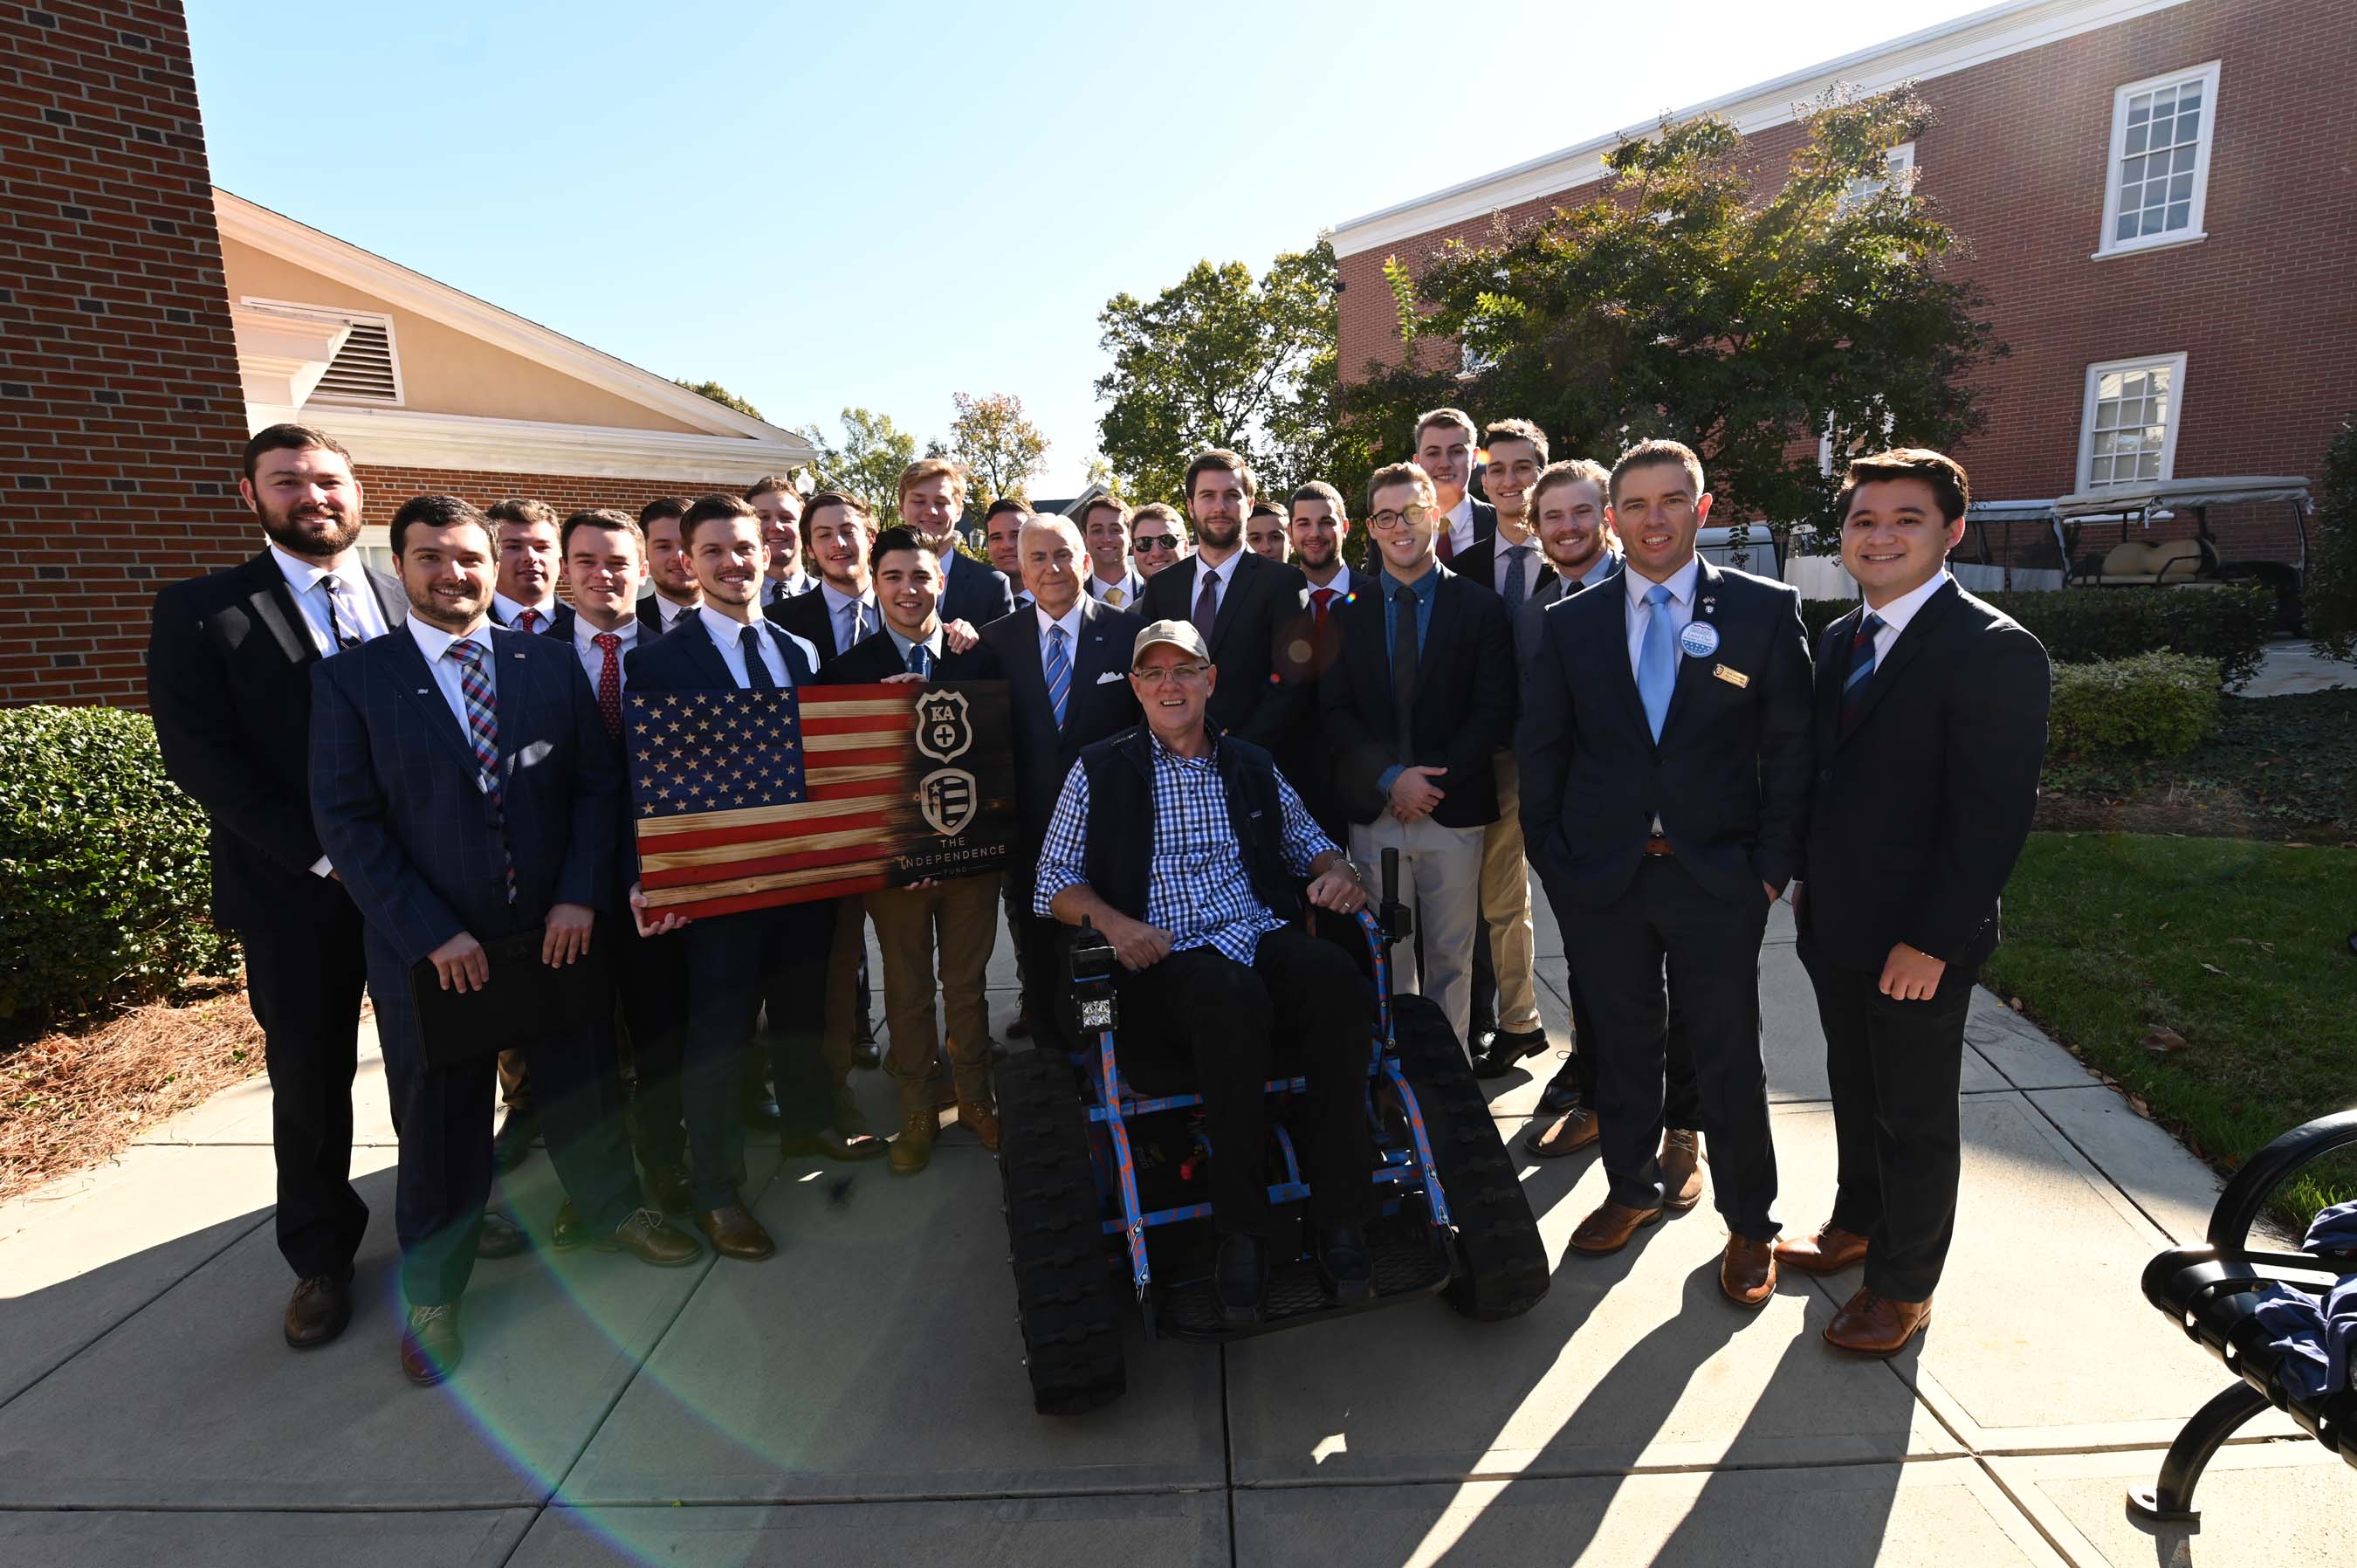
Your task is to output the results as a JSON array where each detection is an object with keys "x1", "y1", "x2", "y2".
[
  {"x1": 1337, "y1": 0, "x2": 2357, "y2": 531},
  {"x1": 0, "y1": 0, "x2": 252, "y2": 706}
]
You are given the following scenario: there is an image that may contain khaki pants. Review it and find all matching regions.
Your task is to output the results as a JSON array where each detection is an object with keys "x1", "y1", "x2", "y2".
[
  {"x1": 1350, "y1": 814, "x2": 1485, "y2": 1044},
  {"x1": 864, "y1": 871, "x2": 1000, "y2": 1108},
  {"x1": 1477, "y1": 751, "x2": 1543, "y2": 1034}
]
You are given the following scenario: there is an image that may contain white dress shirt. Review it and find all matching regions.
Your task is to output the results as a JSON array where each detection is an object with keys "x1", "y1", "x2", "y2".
[
  {"x1": 1189, "y1": 550, "x2": 1242, "y2": 617},
  {"x1": 1492, "y1": 531, "x2": 1544, "y2": 602},
  {"x1": 491, "y1": 591, "x2": 559, "y2": 632},
  {"x1": 406, "y1": 616, "x2": 494, "y2": 746},
  {"x1": 1302, "y1": 564, "x2": 1355, "y2": 611},
  {"x1": 697, "y1": 604, "x2": 794, "y2": 689},
  {"x1": 1623, "y1": 554, "x2": 1702, "y2": 679},
  {"x1": 1088, "y1": 569, "x2": 1144, "y2": 609},
  {"x1": 573, "y1": 615, "x2": 639, "y2": 694},
  {"x1": 762, "y1": 570, "x2": 814, "y2": 605},
  {"x1": 1443, "y1": 495, "x2": 1478, "y2": 557},
  {"x1": 1034, "y1": 599, "x2": 1084, "y2": 656},
  {"x1": 819, "y1": 581, "x2": 877, "y2": 653},
  {"x1": 1863, "y1": 568, "x2": 1953, "y2": 665},
  {"x1": 646, "y1": 593, "x2": 697, "y2": 635},
  {"x1": 269, "y1": 543, "x2": 386, "y2": 657}
]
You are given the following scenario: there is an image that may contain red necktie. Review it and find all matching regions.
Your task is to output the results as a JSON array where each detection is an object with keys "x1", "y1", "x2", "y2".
[
  {"x1": 1311, "y1": 587, "x2": 1337, "y2": 636},
  {"x1": 517, "y1": 608, "x2": 540, "y2": 634},
  {"x1": 594, "y1": 632, "x2": 622, "y2": 739},
  {"x1": 1436, "y1": 526, "x2": 1455, "y2": 563}
]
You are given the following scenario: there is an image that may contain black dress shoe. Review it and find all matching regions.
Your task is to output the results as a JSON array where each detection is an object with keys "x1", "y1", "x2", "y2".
[
  {"x1": 1215, "y1": 1234, "x2": 1268, "y2": 1326},
  {"x1": 284, "y1": 1271, "x2": 353, "y2": 1349},
  {"x1": 491, "y1": 1109, "x2": 538, "y2": 1173},
  {"x1": 475, "y1": 1210, "x2": 528, "y2": 1260},
  {"x1": 854, "y1": 1014, "x2": 878, "y2": 1047},
  {"x1": 1470, "y1": 1027, "x2": 1549, "y2": 1079},
  {"x1": 1317, "y1": 1224, "x2": 1375, "y2": 1304},
  {"x1": 740, "y1": 1091, "x2": 782, "y2": 1131},
  {"x1": 1005, "y1": 1011, "x2": 1034, "y2": 1041},
  {"x1": 644, "y1": 1165, "x2": 694, "y2": 1214},
  {"x1": 850, "y1": 1041, "x2": 883, "y2": 1071},
  {"x1": 1537, "y1": 1055, "x2": 1584, "y2": 1114}
]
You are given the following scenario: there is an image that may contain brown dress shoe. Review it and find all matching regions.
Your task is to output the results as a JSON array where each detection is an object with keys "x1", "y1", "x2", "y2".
[
  {"x1": 1524, "y1": 1105, "x2": 1601, "y2": 1159},
  {"x1": 1824, "y1": 1288, "x2": 1933, "y2": 1355},
  {"x1": 1660, "y1": 1129, "x2": 1706, "y2": 1212},
  {"x1": 284, "y1": 1272, "x2": 353, "y2": 1349},
  {"x1": 1569, "y1": 1200, "x2": 1664, "y2": 1255},
  {"x1": 398, "y1": 1303, "x2": 463, "y2": 1386},
  {"x1": 595, "y1": 1207, "x2": 703, "y2": 1267},
  {"x1": 695, "y1": 1203, "x2": 776, "y2": 1262},
  {"x1": 959, "y1": 1099, "x2": 1001, "y2": 1153},
  {"x1": 891, "y1": 1100, "x2": 940, "y2": 1175},
  {"x1": 1774, "y1": 1223, "x2": 1870, "y2": 1276},
  {"x1": 1720, "y1": 1234, "x2": 1777, "y2": 1309}
]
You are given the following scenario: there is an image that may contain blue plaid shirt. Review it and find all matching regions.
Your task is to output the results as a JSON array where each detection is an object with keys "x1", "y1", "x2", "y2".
[{"x1": 1034, "y1": 732, "x2": 1338, "y2": 965}]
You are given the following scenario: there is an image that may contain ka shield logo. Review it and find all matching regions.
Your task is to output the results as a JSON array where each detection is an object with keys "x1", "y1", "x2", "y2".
[{"x1": 913, "y1": 689, "x2": 972, "y2": 763}]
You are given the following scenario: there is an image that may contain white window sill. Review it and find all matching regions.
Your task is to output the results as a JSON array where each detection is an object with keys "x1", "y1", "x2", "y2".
[{"x1": 2091, "y1": 230, "x2": 2208, "y2": 263}]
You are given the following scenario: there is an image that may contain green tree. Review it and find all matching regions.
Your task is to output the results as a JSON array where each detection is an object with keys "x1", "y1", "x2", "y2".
[
  {"x1": 795, "y1": 406, "x2": 919, "y2": 524},
  {"x1": 948, "y1": 391, "x2": 1048, "y2": 508},
  {"x1": 1096, "y1": 240, "x2": 1363, "y2": 506},
  {"x1": 2308, "y1": 415, "x2": 2357, "y2": 662},
  {"x1": 674, "y1": 378, "x2": 766, "y2": 422},
  {"x1": 1345, "y1": 86, "x2": 2003, "y2": 533}
]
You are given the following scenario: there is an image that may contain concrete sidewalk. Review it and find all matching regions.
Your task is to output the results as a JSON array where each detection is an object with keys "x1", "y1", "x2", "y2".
[{"x1": 2, "y1": 899, "x2": 2350, "y2": 1566}]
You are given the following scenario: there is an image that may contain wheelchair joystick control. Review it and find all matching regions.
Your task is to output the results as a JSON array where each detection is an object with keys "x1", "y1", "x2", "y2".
[
  {"x1": 1069, "y1": 917, "x2": 1120, "y2": 1033},
  {"x1": 1378, "y1": 847, "x2": 1412, "y2": 948}
]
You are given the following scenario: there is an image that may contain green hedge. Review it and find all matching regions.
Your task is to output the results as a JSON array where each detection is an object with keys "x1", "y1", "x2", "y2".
[
  {"x1": 0, "y1": 705, "x2": 236, "y2": 1030},
  {"x1": 2308, "y1": 414, "x2": 2356, "y2": 662},
  {"x1": 2047, "y1": 653, "x2": 2221, "y2": 759},
  {"x1": 1801, "y1": 585, "x2": 2272, "y2": 688}
]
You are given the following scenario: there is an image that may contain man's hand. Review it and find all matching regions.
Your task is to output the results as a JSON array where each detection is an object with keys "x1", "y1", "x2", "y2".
[
  {"x1": 630, "y1": 883, "x2": 689, "y2": 939},
  {"x1": 1388, "y1": 765, "x2": 1446, "y2": 822},
  {"x1": 1763, "y1": 880, "x2": 1781, "y2": 905},
  {"x1": 543, "y1": 903, "x2": 594, "y2": 966},
  {"x1": 1879, "y1": 942, "x2": 1947, "y2": 1001},
  {"x1": 428, "y1": 931, "x2": 489, "y2": 993},
  {"x1": 943, "y1": 618, "x2": 979, "y2": 654},
  {"x1": 1305, "y1": 861, "x2": 1368, "y2": 915},
  {"x1": 1103, "y1": 911, "x2": 1173, "y2": 973},
  {"x1": 878, "y1": 671, "x2": 924, "y2": 684}
]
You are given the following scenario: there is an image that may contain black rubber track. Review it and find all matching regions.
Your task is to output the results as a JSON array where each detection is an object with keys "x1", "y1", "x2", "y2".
[
  {"x1": 1390, "y1": 993, "x2": 1552, "y2": 1320},
  {"x1": 997, "y1": 1049, "x2": 1129, "y2": 1414}
]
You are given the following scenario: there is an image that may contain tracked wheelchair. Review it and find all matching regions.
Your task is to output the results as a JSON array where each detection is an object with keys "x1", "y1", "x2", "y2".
[{"x1": 994, "y1": 850, "x2": 1550, "y2": 1414}]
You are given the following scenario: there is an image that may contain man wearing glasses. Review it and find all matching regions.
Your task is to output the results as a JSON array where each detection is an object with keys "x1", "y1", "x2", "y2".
[
  {"x1": 1317, "y1": 463, "x2": 1515, "y2": 1048},
  {"x1": 1126, "y1": 503, "x2": 1189, "y2": 580},
  {"x1": 1034, "y1": 619, "x2": 1378, "y2": 1325}
]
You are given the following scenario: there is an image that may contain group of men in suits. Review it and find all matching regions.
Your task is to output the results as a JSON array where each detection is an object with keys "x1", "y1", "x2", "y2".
[{"x1": 148, "y1": 402, "x2": 2046, "y2": 1383}]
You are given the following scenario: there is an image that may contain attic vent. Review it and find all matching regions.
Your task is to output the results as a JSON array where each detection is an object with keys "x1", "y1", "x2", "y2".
[{"x1": 313, "y1": 318, "x2": 399, "y2": 402}]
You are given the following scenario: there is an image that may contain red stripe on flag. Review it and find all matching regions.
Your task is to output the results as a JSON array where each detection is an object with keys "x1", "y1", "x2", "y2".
[
  {"x1": 666, "y1": 872, "x2": 891, "y2": 919},
  {"x1": 809, "y1": 744, "x2": 911, "y2": 769},
  {"x1": 636, "y1": 808, "x2": 894, "y2": 856},
  {"x1": 799, "y1": 712, "x2": 916, "y2": 737},
  {"x1": 641, "y1": 840, "x2": 884, "y2": 891}
]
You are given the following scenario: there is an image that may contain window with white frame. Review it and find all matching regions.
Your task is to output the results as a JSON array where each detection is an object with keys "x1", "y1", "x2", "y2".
[
  {"x1": 2078, "y1": 354, "x2": 2186, "y2": 491},
  {"x1": 1838, "y1": 141, "x2": 1915, "y2": 215},
  {"x1": 2097, "y1": 62, "x2": 2219, "y2": 257}
]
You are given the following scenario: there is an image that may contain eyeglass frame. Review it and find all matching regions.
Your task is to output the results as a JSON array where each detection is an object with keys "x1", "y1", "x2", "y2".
[{"x1": 1129, "y1": 660, "x2": 1211, "y2": 685}]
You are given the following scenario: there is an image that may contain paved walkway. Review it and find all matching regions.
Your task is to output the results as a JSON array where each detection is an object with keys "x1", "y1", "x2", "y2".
[
  {"x1": 2242, "y1": 638, "x2": 2356, "y2": 698},
  {"x1": 3, "y1": 901, "x2": 2351, "y2": 1566}
]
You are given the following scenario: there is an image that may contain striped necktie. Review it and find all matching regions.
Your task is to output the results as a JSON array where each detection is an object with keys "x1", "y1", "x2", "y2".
[
  {"x1": 1043, "y1": 624, "x2": 1071, "y2": 728},
  {"x1": 446, "y1": 639, "x2": 517, "y2": 903},
  {"x1": 1840, "y1": 612, "x2": 1887, "y2": 732}
]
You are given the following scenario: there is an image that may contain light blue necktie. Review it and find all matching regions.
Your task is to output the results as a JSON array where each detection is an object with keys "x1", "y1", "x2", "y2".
[
  {"x1": 1638, "y1": 582, "x2": 1676, "y2": 740},
  {"x1": 1043, "y1": 624, "x2": 1071, "y2": 728}
]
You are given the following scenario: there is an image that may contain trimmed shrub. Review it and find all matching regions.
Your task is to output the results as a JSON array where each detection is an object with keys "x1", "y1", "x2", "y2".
[
  {"x1": 2046, "y1": 652, "x2": 2220, "y2": 759},
  {"x1": 2308, "y1": 414, "x2": 2357, "y2": 663},
  {"x1": 1801, "y1": 585, "x2": 2271, "y2": 687},
  {"x1": 0, "y1": 705, "x2": 236, "y2": 1030}
]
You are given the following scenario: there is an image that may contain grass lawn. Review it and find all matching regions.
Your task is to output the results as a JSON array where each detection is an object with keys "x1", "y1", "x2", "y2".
[
  {"x1": 1982, "y1": 832, "x2": 2357, "y2": 1232},
  {"x1": 2040, "y1": 688, "x2": 2357, "y2": 842}
]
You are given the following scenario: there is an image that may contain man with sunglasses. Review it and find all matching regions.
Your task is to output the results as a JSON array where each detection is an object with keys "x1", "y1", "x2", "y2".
[
  {"x1": 1035, "y1": 619, "x2": 1378, "y2": 1325},
  {"x1": 1126, "y1": 503, "x2": 1189, "y2": 580}
]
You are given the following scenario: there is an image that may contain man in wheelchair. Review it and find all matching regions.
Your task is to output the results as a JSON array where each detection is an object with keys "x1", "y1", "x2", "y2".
[{"x1": 1032, "y1": 618, "x2": 1380, "y2": 1325}]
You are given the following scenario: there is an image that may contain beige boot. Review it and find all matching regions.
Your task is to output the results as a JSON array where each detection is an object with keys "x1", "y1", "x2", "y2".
[{"x1": 890, "y1": 1082, "x2": 939, "y2": 1175}]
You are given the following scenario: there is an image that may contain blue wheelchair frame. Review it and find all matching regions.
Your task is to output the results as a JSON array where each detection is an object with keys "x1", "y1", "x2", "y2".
[{"x1": 1069, "y1": 908, "x2": 1456, "y2": 1312}]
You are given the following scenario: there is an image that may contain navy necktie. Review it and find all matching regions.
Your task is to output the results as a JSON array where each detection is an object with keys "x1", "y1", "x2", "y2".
[
  {"x1": 907, "y1": 640, "x2": 932, "y2": 678},
  {"x1": 1840, "y1": 612, "x2": 1887, "y2": 732},
  {"x1": 739, "y1": 624, "x2": 779, "y2": 691}
]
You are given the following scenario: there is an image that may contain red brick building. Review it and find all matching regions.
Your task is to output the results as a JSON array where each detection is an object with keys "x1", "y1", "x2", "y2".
[
  {"x1": 0, "y1": 2, "x2": 811, "y2": 707},
  {"x1": 1332, "y1": 0, "x2": 2354, "y2": 574}
]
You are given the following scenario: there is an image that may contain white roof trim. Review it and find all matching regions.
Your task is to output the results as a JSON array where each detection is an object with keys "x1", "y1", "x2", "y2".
[
  {"x1": 1330, "y1": 0, "x2": 2193, "y2": 258},
  {"x1": 294, "y1": 405, "x2": 813, "y2": 486},
  {"x1": 213, "y1": 188, "x2": 806, "y2": 447}
]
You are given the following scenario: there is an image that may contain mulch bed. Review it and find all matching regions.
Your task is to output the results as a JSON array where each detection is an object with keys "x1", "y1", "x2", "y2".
[
  {"x1": 0, "y1": 980, "x2": 265, "y2": 1205},
  {"x1": 2038, "y1": 687, "x2": 2357, "y2": 845}
]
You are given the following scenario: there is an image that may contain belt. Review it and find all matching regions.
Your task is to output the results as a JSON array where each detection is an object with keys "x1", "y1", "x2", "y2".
[{"x1": 1642, "y1": 835, "x2": 1674, "y2": 857}]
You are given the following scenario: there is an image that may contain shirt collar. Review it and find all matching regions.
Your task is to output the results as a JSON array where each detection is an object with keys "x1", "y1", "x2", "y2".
[
  {"x1": 408, "y1": 615, "x2": 485, "y2": 665},
  {"x1": 1196, "y1": 550, "x2": 1241, "y2": 588},
  {"x1": 1625, "y1": 554, "x2": 1701, "y2": 609},
  {"x1": 1307, "y1": 566, "x2": 1351, "y2": 599},
  {"x1": 1867, "y1": 568, "x2": 1953, "y2": 636},
  {"x1": 574, "y1": 615, "x2": 636, "y2": 654},
  {"x1": 1146, "y1": 726, "x2": 1216, "y2": 769},
  {"x1": 268, "y1": 541, "x2": 366, "y2": 599},
  {"x1": 491, "y1": 591, "x2": 555, "y2": 626},
  {"x1": 1034, "y1": 599, "x2": 1084, "y2": 643},
  {"x1": 886, "y1": 622, "x2": 945, "y2": 662},
  {"x1": 1446, "y1": 495, "x2": 1473, "y2": 528},
  {"x1": 1577, "y1": 553, "x2": 1619, "y2": 590},
  {"x1": 1382, "y1": 563, "x2": 1442, "y2": 603},
  {"x1": 1089, "y1": 570, "x2": 1131, "y2": 596},
  {"x1": 698, "y1": 603, "x2": 763, "y2": 650},
  {"x1": 819, "y1": 581, "x2": 873, "y2": 616}
]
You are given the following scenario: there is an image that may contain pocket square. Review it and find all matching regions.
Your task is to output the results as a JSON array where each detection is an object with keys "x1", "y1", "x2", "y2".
[{"x1": 1094, "y1": 671, "x2": 1124, "y2": 684}]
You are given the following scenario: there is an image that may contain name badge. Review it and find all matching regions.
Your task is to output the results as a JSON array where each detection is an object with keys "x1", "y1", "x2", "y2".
[
  {"x1": 1712, "y1": 664, "x2": 1750, "y2": 689},
  {"x1": 1678, "y1": 621, "x2": 1720, "y2": 658}
]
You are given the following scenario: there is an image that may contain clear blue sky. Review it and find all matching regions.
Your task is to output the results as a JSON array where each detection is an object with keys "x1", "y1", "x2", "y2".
[{"x1": 187, "y1": 0, "x2": 1992, "y2": 492}]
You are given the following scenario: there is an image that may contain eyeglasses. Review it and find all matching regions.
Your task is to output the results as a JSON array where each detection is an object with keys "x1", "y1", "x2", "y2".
[
  {"x1": 1368, "y1": 504, "x2": 1432, "y2": 532},
  {"x1": 1130, "y1": 661, "x2": 1209, "y2": 685},
  {"x1": 1132, "y1": 536, "x2": 1178, "y2": 554}
]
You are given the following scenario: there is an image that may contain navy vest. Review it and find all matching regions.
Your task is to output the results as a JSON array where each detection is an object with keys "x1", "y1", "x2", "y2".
[{"x1": 1077, "y1": 727, "x2": 1303, "y2": 930}]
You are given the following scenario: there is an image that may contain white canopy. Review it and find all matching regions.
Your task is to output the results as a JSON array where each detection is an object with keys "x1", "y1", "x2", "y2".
[{"x1": 2052, "y1": 477, "x2": 2312, "y2": 519}]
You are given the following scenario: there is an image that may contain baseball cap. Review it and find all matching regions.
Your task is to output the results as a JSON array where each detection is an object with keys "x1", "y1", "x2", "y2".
[{"x1": 1131, "y1": 618, "x2": 1209, "y2": 665}]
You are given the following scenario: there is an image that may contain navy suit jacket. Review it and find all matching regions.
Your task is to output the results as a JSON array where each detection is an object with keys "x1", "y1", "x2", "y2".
[
  {"x1": 972, "y1": 597, "x2": 1144, "y2": 853},
  {"x1": 1518, "y1": 558, "x2": 1813, "y2": 908},
  {"x1": 148, "y1": 549, "x2": 407, "y2": 932},
  {"x1": 626, "y1": 607, "x2": 820, "y2": 696},
  {"x1": 1137, "y1": 547, "x2": 1311, "y2": 758},
  {"x1": 817, "y1": 627, "x2": 993, "y2": 685},
  {"x1": 939, "y1": 552, "x2": 1017, "y2": 628},
  {"x1": 309, "y1": 623, "x2": 619, "y2": 972}
]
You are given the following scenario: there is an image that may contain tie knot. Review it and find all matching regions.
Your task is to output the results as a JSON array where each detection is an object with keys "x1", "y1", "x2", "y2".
[
  {"x1": 448, "y1": 638, "x2": 484, "y2": 668},
  {"x1": 1862, "y1": 612, "x2": 1887, "y2": 636},
  {"x1": 1506, "y1": 542, "x2": 1529, "y2": 559},
  {"x1": 594, "y1": 632, "x2": 620, "y2": 651},
  {"x1": 1646, "y1": 583, "x2": 1672, "y2": 607},
  {"x1": 1048, "y1": 624, "x2": 1066, "y2": 644},
  {"x1": 1395, "y1": 585, "x2": 1416, "y2": 604},
  {"x1": 1313, "y1": 588, "x2": 1335, "y2": 606}
]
